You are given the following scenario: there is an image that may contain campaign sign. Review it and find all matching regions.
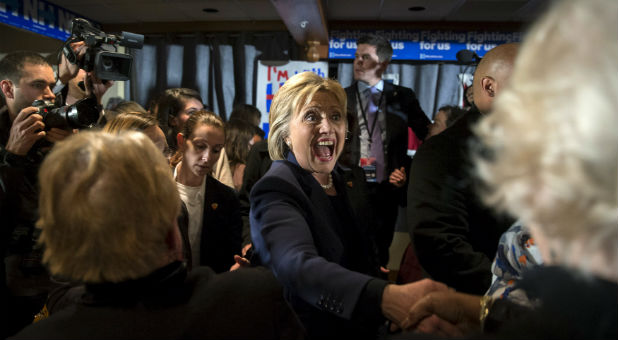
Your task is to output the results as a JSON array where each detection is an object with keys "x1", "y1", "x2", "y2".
[
  {"x1": 329, "y1": 29, "x2": 522, "y2": 61},
  {"x1": 0, "y1": 0, "x2": 90, "y2": 41},
  {"x1": 256, "y1": 61, "x2": 328, "y2": 137}
]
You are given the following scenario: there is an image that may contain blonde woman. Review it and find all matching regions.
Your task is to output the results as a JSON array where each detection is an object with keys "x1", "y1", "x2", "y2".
[
  {"x1": 250, "y1": 72, "x2": 448, "y2": 338},
  {"x1": 12, "y1": 131, "x2": 304, "y2": 338}
]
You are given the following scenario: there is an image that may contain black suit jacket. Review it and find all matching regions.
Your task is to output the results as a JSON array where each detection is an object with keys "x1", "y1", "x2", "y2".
[
  {"x1": 250, "y1": 153, "x2": 385, "y2": 338},
  {"x1": 407, "y1": 109, "x2": 513, "y2": 294},
  {"x1": 238, "y1": 139, "x2": 271, "y2": 247},
  {"x1": 342, "y1": 81, "x2": 430, "y2": 176},
  {"x1": 11, "y1": 263, "x2": 306, "y2": 339},
  {"x1": 178, "y1": 175, "x2": 242, "y2": 273}
]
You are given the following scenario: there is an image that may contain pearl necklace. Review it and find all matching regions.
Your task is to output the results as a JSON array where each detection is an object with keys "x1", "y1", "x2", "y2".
[{"x1": 320, "y1": 173, "x2": 333, "y2": 190}]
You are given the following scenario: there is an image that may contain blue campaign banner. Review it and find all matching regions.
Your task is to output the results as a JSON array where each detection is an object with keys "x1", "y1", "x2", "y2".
[
  {"x1": 0, "y1": 0, "x2": 94, "y2": 41},
  {"x1": 329, "y1": 29, "x2": 522, "y2": 61}
]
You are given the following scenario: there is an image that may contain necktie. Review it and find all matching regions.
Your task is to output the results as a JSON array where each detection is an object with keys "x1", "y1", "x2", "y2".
[{"x1": 366, "y1": 86, "x2": 385, "y2": 182}]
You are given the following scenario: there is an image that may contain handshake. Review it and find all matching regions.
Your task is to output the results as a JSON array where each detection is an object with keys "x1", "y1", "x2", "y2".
[{"x1": 383, "y1": 279, "x2": 482, "y2": 337}]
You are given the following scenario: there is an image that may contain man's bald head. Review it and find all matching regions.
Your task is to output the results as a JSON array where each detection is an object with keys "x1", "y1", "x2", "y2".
[{"x1": 472, "y1": 43, "x2": 519, "y2": 114}]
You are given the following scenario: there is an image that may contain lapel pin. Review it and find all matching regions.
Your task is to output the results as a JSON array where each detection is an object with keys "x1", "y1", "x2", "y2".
[
  {"x1": 211, "y1": 203, "x2": 218, "y2": 210},
  {"x1": 346, "y1": 181, "x2": 353, "y2": 188}
]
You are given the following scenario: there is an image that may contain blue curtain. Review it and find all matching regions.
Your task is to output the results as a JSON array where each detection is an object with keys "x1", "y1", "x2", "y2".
[
  {"x1": 126, "y1": 32, "x2": 474, "y2": 121},
  {"x1": 126, "y1": 32, "x2": 298, "y2": 120}
]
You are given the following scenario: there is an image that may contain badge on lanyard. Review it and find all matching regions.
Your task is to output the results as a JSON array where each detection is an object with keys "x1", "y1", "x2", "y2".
[{"x1": 360, "y1": 157, "x2": 377, "y2": 182}]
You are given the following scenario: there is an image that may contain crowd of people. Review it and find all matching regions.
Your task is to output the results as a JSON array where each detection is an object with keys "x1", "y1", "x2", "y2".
[{"x1": 0, "y1": 0, "x2": 616, "y2": 338}]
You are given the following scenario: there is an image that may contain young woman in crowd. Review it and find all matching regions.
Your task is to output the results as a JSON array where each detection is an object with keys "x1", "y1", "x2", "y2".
[
  {"x1": 225, "y1": 119, "x2": 263, "y2": 191},
  {"x1": 154, "y1": 88, "x2": 234, "y2": 188},
  {"x1": 103, "y1": 111, "x2": 169, "y2": 157},
  {"x1": 170, "y1": 110, "x2": 242, "y2": 273}
]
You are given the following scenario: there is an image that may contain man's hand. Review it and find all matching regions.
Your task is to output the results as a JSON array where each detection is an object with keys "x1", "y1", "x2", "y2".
[
  {"x1": 389, "y1": 166, "x2": 406, "y2": 188},
  {"x1": 381, "y1": 279, "x2": 449, "y2": 328},
  {"x1": 85, "y1": 72, "x2": 114, "y2": 105},
  {"x1": 45, "y1": 127, "x2": 73, "y2": 144},
  {"x1": 5, "y1": 107, "x2": 46, "y2": 156},
  {"x1": 402, "y1": 290, "x2": 482, "y2": 336},
  {"x1": 58, "y1": 41, "x2": 87, "y2": 84}
]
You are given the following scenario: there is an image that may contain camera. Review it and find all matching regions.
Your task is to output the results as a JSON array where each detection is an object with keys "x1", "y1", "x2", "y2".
[
  {"x1": 63, "y1": 18, "x2": 144, "y2": 81},
  {"x1": 32, "y1": 97, "x2": 101, "y2": 130}
]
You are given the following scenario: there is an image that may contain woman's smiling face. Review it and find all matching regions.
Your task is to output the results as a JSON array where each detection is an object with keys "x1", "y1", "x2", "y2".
[{"x1": 287, "y1": 90, "x2": 346, "y2": 174}]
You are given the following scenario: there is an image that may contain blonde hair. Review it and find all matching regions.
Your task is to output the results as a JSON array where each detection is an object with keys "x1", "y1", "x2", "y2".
[
  {"x1": 474, "y1": 0, "x2": 618, "y2": 279},
  {"x1": 103, "y1": 112, "x2": 157, "y2": 134},
  {"x1": 37, "y1": 131, "x2": 180, "y2": 283},
  {"x1": 268, "y1": 72, "x2": 346, "y2": 160}
]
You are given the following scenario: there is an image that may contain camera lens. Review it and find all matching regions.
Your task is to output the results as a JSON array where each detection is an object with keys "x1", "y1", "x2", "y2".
[{"x1": 102, "y1": 57, "x2": 114, "y2": 71}]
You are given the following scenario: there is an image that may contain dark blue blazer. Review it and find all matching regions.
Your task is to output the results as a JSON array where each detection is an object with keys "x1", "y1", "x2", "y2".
[
  {"x1": 178, "y1": 175, "x2": 242, "y2": 273},
  {"x1": 250, "y1": 152, "x2": 382, "y2": 337}
]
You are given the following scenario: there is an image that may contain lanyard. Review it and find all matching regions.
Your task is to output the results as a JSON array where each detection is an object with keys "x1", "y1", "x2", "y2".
[{"x1": 356, "y1": 86, "x2": 384, "y2": 145}]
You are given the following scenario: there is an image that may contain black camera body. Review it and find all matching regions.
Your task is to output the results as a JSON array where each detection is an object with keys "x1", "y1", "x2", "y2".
[
  {"x1": 32, "y1": 97, "x2": 100, "y2": 130},
  {"x1": 63, "y1": 18, "x2": 144, "y2": 81}
]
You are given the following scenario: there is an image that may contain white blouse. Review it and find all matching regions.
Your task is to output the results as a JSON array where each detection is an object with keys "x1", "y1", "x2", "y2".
[{"x1": 174, "y1": 163, "x2": 207, "y2": 265}]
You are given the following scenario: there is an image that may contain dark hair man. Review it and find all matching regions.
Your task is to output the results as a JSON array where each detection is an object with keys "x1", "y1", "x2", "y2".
[
  {"x1": 0, "y1": 50, "x2": 81, "y2": 337},
  {"x1": 407, "y1": 43, "x2": 520, "y2": 294},
  {"x1": 342, "y1": 34, "x2": 431, "y2": 266}
]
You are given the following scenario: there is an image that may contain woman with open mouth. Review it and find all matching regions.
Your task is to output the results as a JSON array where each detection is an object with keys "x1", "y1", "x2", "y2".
[{"x1": 249, "y1": 71, "x2": 448, "y2": 339}]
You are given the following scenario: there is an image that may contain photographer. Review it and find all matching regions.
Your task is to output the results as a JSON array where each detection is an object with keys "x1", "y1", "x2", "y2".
[
  {"x1": 1, "y1": 18, "x2": 142, "y2": 336},
  {"x1": 0, "y1": 50, "x2": 79, "y2": 337},
  {"x1": 49, "y1": 42, "x2": 113, "y2": 124}
]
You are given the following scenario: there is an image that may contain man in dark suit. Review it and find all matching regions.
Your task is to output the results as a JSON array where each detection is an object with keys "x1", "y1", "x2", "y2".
[
  {"x1": 406, "y1": 43, "x2": 519, "y2": 294},
  {"x1": 11, "y1": 131, "x2": 305, "y2": 339},
  {"x1": 343, "y1": 34, "x2": 430, "y2": 266}
]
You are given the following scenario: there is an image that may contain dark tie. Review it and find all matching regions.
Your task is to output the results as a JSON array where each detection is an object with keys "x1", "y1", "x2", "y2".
[{"x1": 366, "y1": 86, "x2": 385, "y2": 182}]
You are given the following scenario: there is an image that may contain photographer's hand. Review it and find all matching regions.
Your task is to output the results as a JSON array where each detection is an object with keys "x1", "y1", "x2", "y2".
[
  {"x1": 45, "y1": 128, "x2": 73, "y2": 144},
  {"x1": 58, "y1": 41, "x2": 87, "y2": 84},
  {"x1": 86, "y1": 72, "x2": 114, "y2": 105},
  {"x1": 6, "y1": 107, "x2": 46, "y2": 156}
]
